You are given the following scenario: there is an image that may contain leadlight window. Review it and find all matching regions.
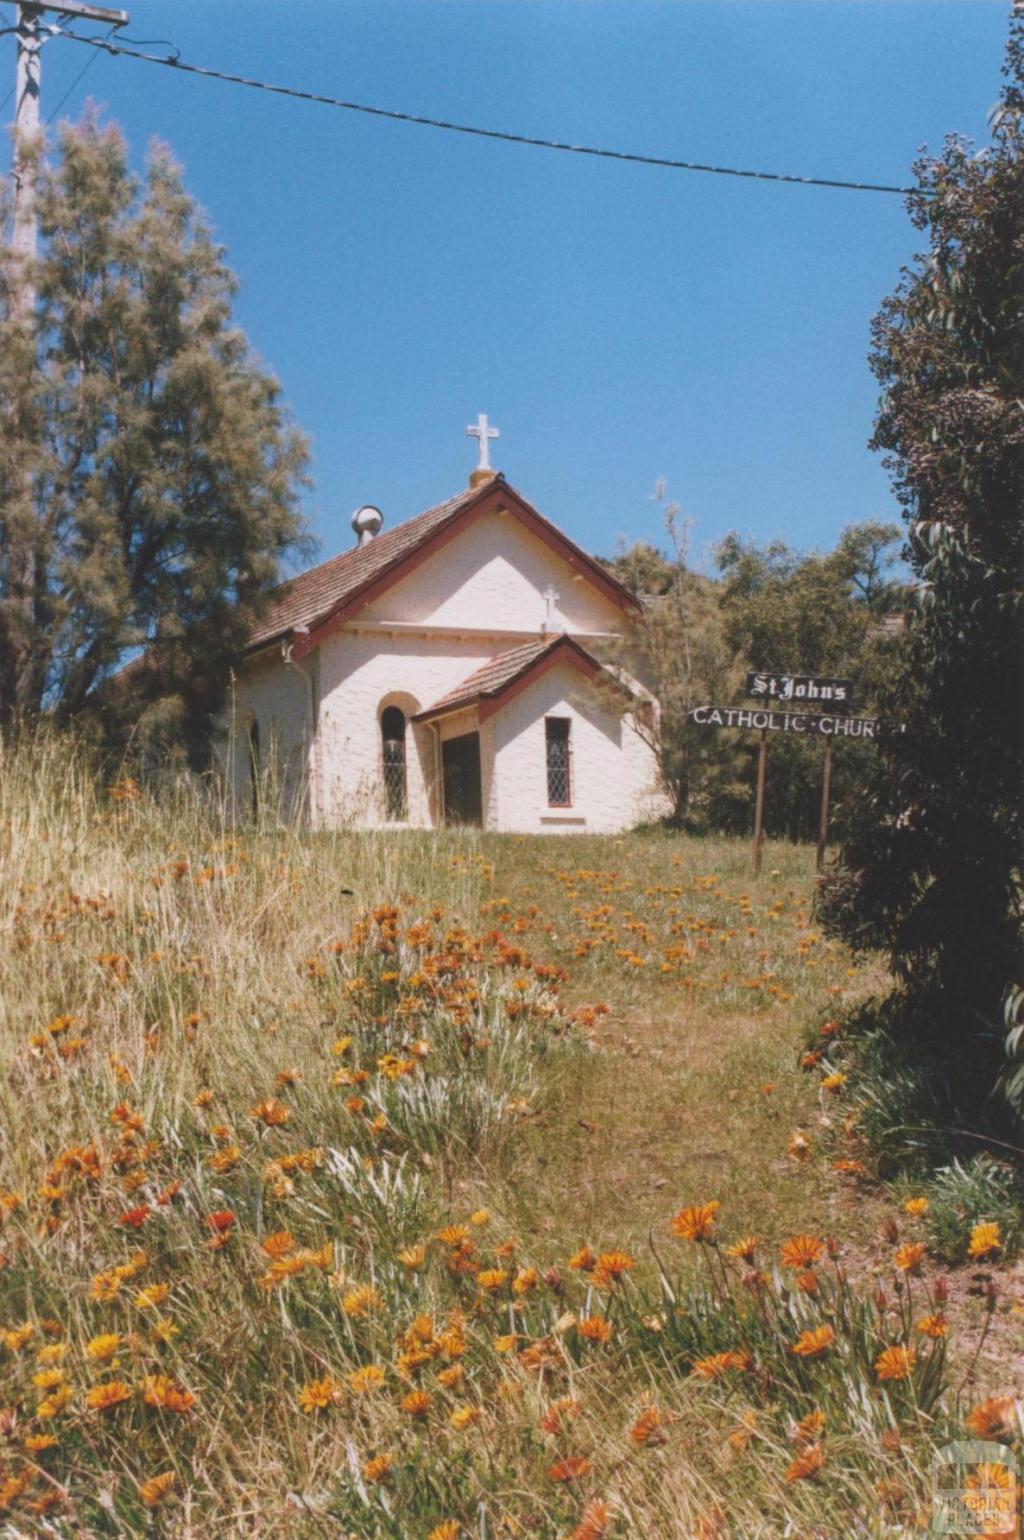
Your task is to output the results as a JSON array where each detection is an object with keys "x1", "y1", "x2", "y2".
[
  {"x1": 381, "y1": 706, "x2": 408, "y2": 820},
  {"x1": 545, "y1": 717, "x2": 572, "y2": 806}
]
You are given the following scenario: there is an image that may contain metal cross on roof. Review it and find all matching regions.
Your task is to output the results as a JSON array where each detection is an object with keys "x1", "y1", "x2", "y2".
[{"x1": 466, "y1": 413, "x2": 500, "y2": 471}]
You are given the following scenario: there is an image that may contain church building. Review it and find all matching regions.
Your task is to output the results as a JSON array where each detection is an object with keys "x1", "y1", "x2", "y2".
[{"x1": 221, "y1": 419, "x2": 667, "y2": 833}]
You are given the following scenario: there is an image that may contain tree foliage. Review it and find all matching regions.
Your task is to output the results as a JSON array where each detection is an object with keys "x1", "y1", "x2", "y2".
[
  {"x1": 0, "y1": 118, "x2": 309, "y2": 759},
  {"x1": 818, "y1": 20, "x2": 1024, "y2": 1055},
  {"x1": 716, "y1": 525, "x2": 903, "y2": 840}
]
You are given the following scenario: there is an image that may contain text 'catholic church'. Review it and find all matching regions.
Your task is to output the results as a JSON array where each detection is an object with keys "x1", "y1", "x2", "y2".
[{"x1": 220, "y1": 419, "x2": 668, "y2": 834}]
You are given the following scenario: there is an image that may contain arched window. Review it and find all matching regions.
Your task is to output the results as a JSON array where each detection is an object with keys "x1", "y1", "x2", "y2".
[
  {"x1": 248, "y1": 717, "x2": 261, "y2": 819},
  {"x1": 381, "y1": 706, "x2": 408, "y2": 820}
]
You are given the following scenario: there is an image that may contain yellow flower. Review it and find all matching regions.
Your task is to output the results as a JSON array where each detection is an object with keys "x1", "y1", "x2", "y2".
[
  {"x1": 297, "y1": 1376, "x2": 339, "y2": 1413},
  {"x1": 348, "y1": 1365, "x2": 385, "y2": 1394},
  {"x1": 35, "y1": 1343, "x2": 67, "y2": 1366},
  {"x1": 470, "y1": 1209, "x2": 491, "y2": 1226},
  {"x1": 450, "y1": 1404, "x2": 481, "y2": 1429},
  {"x1": 428, "y1": 1525, "x2": 461, "y2": 1540},
  {"x1": 724, "y1": 1236, "x2": 759, "y2": 1262},
  {"x1": 477, "y1": 1269, "x2": 508, "y2": 1291},
  {"x1": 133, "y1": 1284, "x2": 169, "y2": 1310},
  {"x1": 139, "y1": 1472, "x2": 176, "y2": 1507},
  {"x1": 342, "y1": 1286, "x2": 381, "y2": 1318},
  {"x1": 512, "y1": 1267, "x2": 539, "y2": 1296},
  {"x1": 23, "y1": 1433, "x2": 58, "y2": 1452},
  {"x1": 875, "y1": 1346, "x2": 915, "y2": 1381},
  {"x1": 967, "y1": 1222, "x2": 1001, "y2": 1259},
  {"x1": 821, "y1": 1072, "x2": 847, "y2": 1092},
  {"x1": 397, "y1": 1243, "x2": 426, "y2": 1271},
  {"x1": 36, "y1": 1385, "x2": 73, "y2": 1419},
  {"x1": 86, "y1": 1334, "x2": 122, "y2": 1362},
  {"x1": 3, "y1": 1323, "x2": 34, "y2": 1352},
  {"x1": 903, "y1": 1196, "x2": 929, "y2": 1216},
  {"x1": 150, "y1": 1317, "x2": 180, "y2": 1345},
  {"x1": 32, "y1": 1368, "x2": 66, "y2": 1391}
]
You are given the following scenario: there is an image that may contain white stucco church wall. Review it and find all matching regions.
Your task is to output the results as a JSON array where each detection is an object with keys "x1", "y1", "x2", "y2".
[{"x1": 218, "y1": 432, "x2": 670, "y2": 835}]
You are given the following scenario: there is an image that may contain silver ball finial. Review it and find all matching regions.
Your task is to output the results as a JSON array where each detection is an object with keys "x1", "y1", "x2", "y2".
[{"x1": 351, "y1": 505, "x2": 384, "y2": 546}]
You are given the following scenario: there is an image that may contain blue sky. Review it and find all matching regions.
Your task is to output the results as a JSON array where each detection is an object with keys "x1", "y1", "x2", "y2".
[{"x1": 3, "y1": 0, "x2": 1010, "y2": 571}]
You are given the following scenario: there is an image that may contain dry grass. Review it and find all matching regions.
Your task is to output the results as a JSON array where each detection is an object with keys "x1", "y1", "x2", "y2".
[{"x1": 0, "y1": 736, "x2": 1019, "y2": 1538}]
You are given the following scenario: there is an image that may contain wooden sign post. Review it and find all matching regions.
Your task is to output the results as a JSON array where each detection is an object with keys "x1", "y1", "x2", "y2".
[
  {"x1": 752, "y1": 730, "x2": 768, "y2": 874},
  {"x1": 816, "y1": 740, "x2": 833, "y2": 873},
  {"x1": 688, "y1": 677, "x2": 888, "y2": 874}
]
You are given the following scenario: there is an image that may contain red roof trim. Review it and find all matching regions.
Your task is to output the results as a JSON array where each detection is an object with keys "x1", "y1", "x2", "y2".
[
  {"x1": 288, "y1": 480, "x2": 640, "y2": 661},
  {"x1": 412, "y1": 635, "x2": 604, "y2": 726}
]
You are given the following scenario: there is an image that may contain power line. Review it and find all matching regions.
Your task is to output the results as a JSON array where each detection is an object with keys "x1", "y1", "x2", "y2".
[
  {"x1": 46, "y1": 20, "x2": 114, "y2": 121},
  {"x1": 53, "y1": 27, "x2": 917, "y2": 197}
]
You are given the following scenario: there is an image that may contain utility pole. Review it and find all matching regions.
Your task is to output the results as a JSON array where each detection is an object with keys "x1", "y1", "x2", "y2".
[{"x1": 9, "y1": 1, "x2": 128, "y2": 317}]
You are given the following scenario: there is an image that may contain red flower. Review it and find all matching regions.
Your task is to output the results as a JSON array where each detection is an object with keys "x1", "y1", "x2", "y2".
[
  {"x1": 119, "y1": 1204, "x2": 151, "y2": 1229},
  {"x1": 206, "y1": 1210, "x2": 236, "y2": 1233}
]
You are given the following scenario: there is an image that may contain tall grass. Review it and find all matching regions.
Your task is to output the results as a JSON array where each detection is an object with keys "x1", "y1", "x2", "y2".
[{"x1": 0, "y1": 734, "x2": 1017, "y2": 1537}]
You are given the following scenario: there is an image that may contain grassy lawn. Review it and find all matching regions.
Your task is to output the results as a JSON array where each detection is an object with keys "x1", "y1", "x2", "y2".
[{"x1": 0, "y1": 742, "x2": 1017, "y2": 1537}]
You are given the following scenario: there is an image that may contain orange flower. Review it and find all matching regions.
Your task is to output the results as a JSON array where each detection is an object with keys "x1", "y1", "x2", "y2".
[
  {"x1": 786, "y1": 1442, "x2": 825, "y2": 1482},
  {"x1": 450, "y1": 1405, "x2": 480, "y2": 1430},
  {"x1": 779, "y1": 1234, "x2": 824, "y2": 1270},
  {"x1": 139, "y1": 1374, "x2": 195, "y2": 1413},
  {"x1": 249, "y1": 1098, "x2": 289, "y2": 1127},
  {"x1": 967, "y1": 1222, "x2": 1001, "y2": 1259},
  {"x1": 477, "y1": 1268, "x2": 508, "y2": 1291},
  {"x1": 671, "y1": 1201, "x2": 720, "y2": 1243},
  {"x1": 966, "y1": 1397, "x2": 1019, "y2": 1439},
  {"x1": 916, "y1": 1313, "x2": 947, "y2": 1339},
  {"x1": 591, "y1": 1250, "x2": 636, "y2": 1288},
  {"x1": 787, "y1": 1131, "x2": 812, "y2": 1162},
  {"x1": 547, "y1": 1456, "x2": 592, "y2": 1482},
  {"x1": 691, "y1": 1351, "x2": 750, "y2": 1380},
  {"x1": 793, "y1": 1410, "x2": 826, "y2": 1446},
  {"x1": 437, "y1": 1225, "x2": 471, "y2": 1247},
  {"x1": 569, "y1": 1499, "x2": 610, "y2": 1540},
  {"x1": 577, "y1": 1316, "x2": 613, "y2": 1344},
  {"x1": 397, "y1": 1243, "x2": 426, "y2": 1271},
  {"x1": 85, "y1": 1380, "x2": 132, "y2": 1412},
  {"x1": 261, "y1": 1230, "x2": 295, "y2": 1258},
  {"x1": 400, "y1": 1390, "x2": 432, "y2": 1417},
  {"x1": 362, "y1": 1453, "x2": 394, "y2": 1483},
  {"x1": 893, "y1": 1242, "x2": 926, "y2": 1274},
  {"x1": 138, "y1": 1472, "x2": 176, "y2": 1507},
  {"x1": 630, "y1": 1406, "x2": 665, "y2": 1446},
  {"x1": 724, "y1": 1236, "x2": 758, "y2": 1262},
  {"x1": 428, "y1": 1525, "x2": 461, "y2": 1540},
  {"x1": 903, "y1": 1196, "x2": 928, "y2": 1216},
  {"x1": 791, "y1": 1326, "x2": 835, "y2": 1358},
  {"x1": 539, "y1": 1397, "x2": 582, "y2": 1434},
  {"x1": 568, "y1": 1246, "x2": 596, "y2": 1272},
  {"x1": 119, "y1": 1204, "x2": 151, "y2": 1229},
  {"x1": 875, "y1": 1346, "x2": 915, "y2": 1381}
]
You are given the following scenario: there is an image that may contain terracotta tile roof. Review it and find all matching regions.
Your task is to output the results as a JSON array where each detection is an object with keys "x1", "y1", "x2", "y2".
[
  {"x1": 245, "y1": 483, "x2": 483, "y2": 650},
  {"x1": 414, "y1": 635, "x2": 599, "y2": 722}
]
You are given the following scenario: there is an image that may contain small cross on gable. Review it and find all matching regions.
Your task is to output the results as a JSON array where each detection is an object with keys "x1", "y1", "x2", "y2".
[
  {"x1": 542, "y1": 584, "x2": 561, "y2": 632},
  {"x1": 466, "y1": 412, "x2": 500, "y2": 471}
]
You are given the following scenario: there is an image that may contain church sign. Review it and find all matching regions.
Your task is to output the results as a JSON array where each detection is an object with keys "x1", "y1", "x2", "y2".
[
  {"x1": 687, "y1": 691, "x2": 884, "y2": 875},
  {"x1": 689, "y1": 705, "x2": 879, "y2": 739},
  {"x1": 746, "y1": 672, "x2": 854, "y2": 707}
]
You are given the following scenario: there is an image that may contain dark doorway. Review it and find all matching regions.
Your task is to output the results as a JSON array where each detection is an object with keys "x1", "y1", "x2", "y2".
[{"x1": 442, "y1": 732, "x2": 483, "y2": 827}]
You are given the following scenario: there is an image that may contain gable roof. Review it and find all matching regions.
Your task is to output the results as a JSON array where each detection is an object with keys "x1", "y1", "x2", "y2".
[
  {"x1": 244, "y1": 475, "x2": 641, "y2": 660},
  {"x1": 413, "y1": 634, "x2": 605, "y2": 725}
]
